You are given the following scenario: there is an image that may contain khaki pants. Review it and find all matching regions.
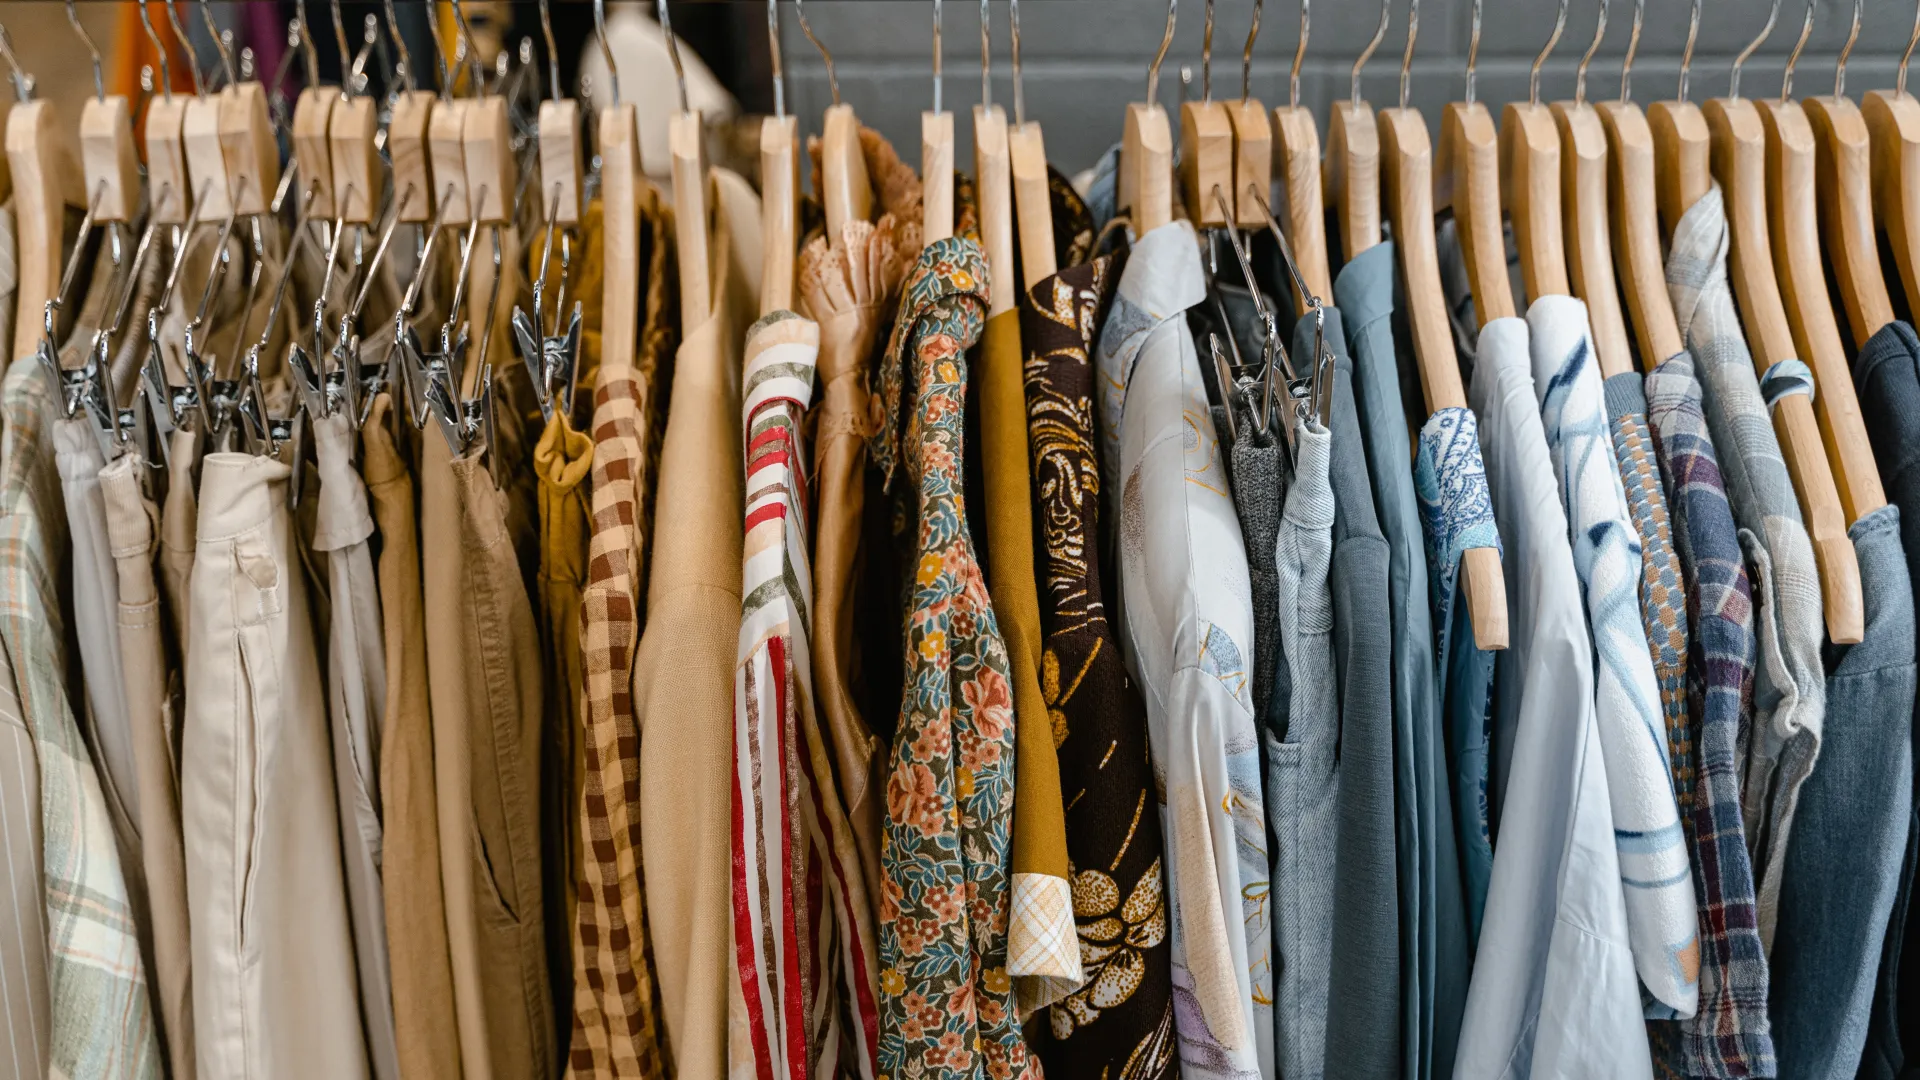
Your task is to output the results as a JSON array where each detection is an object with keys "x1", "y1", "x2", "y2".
[
  {"x1": 99, "y1": 453, "x2": 196, "y2": 1080},
  {"x1": 421, "y1": 435, "x2": 554, "y2": 1080},
  {"x1": 312, "y1": 412, "x2": 401, "y2": 1080},
  {"x1": 182, "y1": 452, "x2": 369, "y2": 1079},
  {"x1": 363, "y1": 396, "x2": 464, "y2": 1080}
]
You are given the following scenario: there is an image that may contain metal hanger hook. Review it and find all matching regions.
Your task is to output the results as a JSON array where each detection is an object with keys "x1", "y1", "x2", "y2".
[
  {"x1": 1530, "y1": 0, "x2": 1568, "y2": 106},
  {"x1": 1835, "y1": 0, "x2": 1860, "y2": 97},
  {"x1": 200, "y1": 0, "x2": 237, "y2": 88},
  {"x1": 137, "y1": 2, "x2": 172, "y2": 101},
  {"x1": 383, "y1": 0, "x2": 416, "y2": 93},
  {"x1": 1576, "y1": 0, "x2": 1608, "y2": 106},
  {"x1": 1013, "y1": 0, "x2": 1028, "y2": 125},
  {"x1": 537, "y1": 0, "x2": 560, "y2": 101},
  {"x1": 1147, "y1": 0, "x2": 1177, "y2": 109},
  {"x1": 1619, "y1": 0, "x2": 1643, "y2": 101},
  {"x1": 1400, "y1": 0, "x2": 1418, "y2": 110},
  {"x1": 1678, "y1": 0, "x2": 1700, "y2": 100},
  {"x1": 0, "y1": 24, "x2": 33, "y2": 103},
  {"x1": 1781, "y1": 0, "x2": 1813, "y2": 102},
  {"x1": 1290, "y1": 0, "x2": 1308, "y2": 107},
  {"x1": 794, "y1": 0, "x2": 837, "y2": 107},
  {"x1": 449, "y1": 0, "x2": 484, "y2": 95},
  {"x1": 291, "y1": 17, "x2": 318, "y2": 89},
  {"x1": 1243, "y1": 0, "x2": 1261, "y2": 102},
  {"x1": 329, "y1": 0, "x2": 351, "y2": 84},
  {"x1": 1731, "y1": 0, "x2": 1780, "y2": 101},
  {"x1": 64, "y1": 1, "x2": 104, "y2": 101},
  {"x1": 656, "y1": 0, "x2": 688, "y2": 113},
  {"x1": 1352, "y1": 0, "x2": 1388, "y2": 107},
  {"x1": 1466, "y1": 0, "x2": 1482, "y2": 105},
  {"x1": 165, "y1": 2, "x2": 205, "y2": 97},
  {"x1": 593, "y1": 0, "x2": 620, "y2": 106},
  {"x1": 980, "y1": 0, "x2": 992, "y2": 110},
  {"x1": 931, "y1": 0, "x2": 943, "y2": 116},
  {"x1": 1903, "y1": 0, "x2": 1920, "y2": 97},
  {"x1": 767, "y1": 0, "x2": 785, "y2": 118},
  {"x1": 1202, "y1": 0, "x2": 1215, "y2": 104}
]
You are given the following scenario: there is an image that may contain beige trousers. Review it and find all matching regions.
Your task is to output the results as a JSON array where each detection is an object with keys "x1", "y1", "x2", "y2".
[
  {"x1": 182, "y1": 452, "x2": 369, "y2": 1079},
  {"x1": 100, "y1": 452, "x2": 196, "y2": 1080}
]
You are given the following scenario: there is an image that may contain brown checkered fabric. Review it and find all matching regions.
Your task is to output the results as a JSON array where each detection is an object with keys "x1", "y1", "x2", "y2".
[{"x1": 567, "y1": 187, "x2": 677, "y2": 1079}]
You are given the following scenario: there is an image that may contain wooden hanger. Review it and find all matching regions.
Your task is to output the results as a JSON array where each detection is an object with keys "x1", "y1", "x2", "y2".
[
  {"x1": 1804, "y1": 25, "x2": 1893, "y2": 347},
  {"x1": 974, "y1": 103, "x2": 1015, "y2": 317},
  {"x1": 760, "y1": 0, "x2": 799, "y2": 316},
  {"x1": 1225, "y1": 35, "x2": 1271, "y2": 236},
  {"x1": 1595, "y1": 0, "x2": 1684, "y2": 368},
  {"x1": 1007, "y1": 0, "x2": 1054, "y2": 290},
  {"x1": 598, "y1": 79, "x2": 642, "y2": 382},
  {"x1": 1503, "y1": 3, "x2": 1570, "y2": 303},
  {"x1": 1380, "y1": 99, "x2": 1509, "y2": 650},
  {"x1": 1763, "y1": 3, "x2": 1884, "y2": 526},
  {"x1": 795, "y1": 0, "x2": 869, "y2": 244},
  {"x1": 293, "y1": 85, "x2": 338, "y2": 221},
  {"x1": 1272, "y1": 1, "x2": 1328, "y2": 308},
  {"x1": 59, "y1": 2, "x2": 138, "y2": 229},
  {"x1": 1324, "y1": 2, "x2": 1388, "y2": 261},
  {"x1": 1, "y1": 36, "x2": 82, "y2": 365},
  {"x1": 1864, "y1": 3, "x2": 1920, "y2": 327},
  {"x1": 922, "y1": 0, "x2": 953, "y2": 244},
  {"x1": 1551, "y1": 9, "x2": 1631, "y2": 377},
  {"x1": 1706, "y1": 7, "x2": 1862, "y2": 643},
  {"x1": 1123, "y1": 1, "x2": 1177, "y2": 235},
  {"x1": 1179, "y1": 4, "x2": 1234, "y2": 229},
  {"x1": 1649, "y1": 1, "x2": 1712, "y2": 245},
  {"x1": 652, "y1": 2, "x2": 711, "y2": 330},
  {"x1": 1437, "y1": 0, "x2": 1515, "y2": 326}
]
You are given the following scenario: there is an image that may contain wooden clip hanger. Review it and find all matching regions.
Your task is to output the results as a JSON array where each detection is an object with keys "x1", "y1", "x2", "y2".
[
  {"x1": 1325, "y1": 1, "x2": 1386, "y2": 261},
  {"x1": 1, "y1": 26, "x2": 83, "y2": 366},
  {"x1": 136, "y1": 2, "x2": 192, "y2": 225},
  {"x1": 1707, "y1": 2, "x2": 1862, "y2": 643},
  {"x1": 64, "y1": 2, "x2": 139, "y2": 228},
  {"x1": 1503, "y1": 2, "x2": 1570, "y2": 304},
  {"x1": 1380, "y1": 4, "x2": 1508, "y2": 651},
  {"x1": 1595, "y1": 0, "x2": 1685, "y2": 369},
  {"x1": 797, "y1": 0, "x2": 870, "y2": 245},
  {"x1": 1123, "y1": 0, "x2": 1177, "y2": 236},
  {"x1": 1007, "y1": 0, "x2": 1056, "y2": 291},
  {"x1": 1765, "y1": 2, "x2": 1884, "y2": 526},
  {"x1": 1179, "y1": 2, "x2": 1235, "y2": 229},
  {"x1": 1272, "y1": 0, "x2": 1329, "y2": 309},
  {"x1": 761, "y1": 0, "x2": 799, "y2": 314},
  {"x1": 1437, "y1": 0, "x2": 1515, "y2": 326},
  {"x1": 1552, "y1": 3, "x2": 1632, "y2": 377},
  {"x1": 1224, "y1": 5, "x2": 1271, "y2": 234},
  {"x1": 290, "y1": 15, "x2": 338, "y2": 222},
  {"x1": 196, "y1": 14, "x2": 278, "y2": 220}
]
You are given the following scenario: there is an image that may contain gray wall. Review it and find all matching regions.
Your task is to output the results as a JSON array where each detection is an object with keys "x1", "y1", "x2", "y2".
[{"x1": 777, "y1": 1, "x2": 1920, "y2": 176}]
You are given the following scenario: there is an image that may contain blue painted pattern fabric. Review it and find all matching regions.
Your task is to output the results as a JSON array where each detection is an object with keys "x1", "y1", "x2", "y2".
[
  {"x1": 868, "y1": 237, "x2": 1040, "y2": 1080},
  {"x1": 1527, "y1": 296, "x2": 1700, "y2": 1020},
  {"x1": 1644, "y1": 351, "x2": 1775, "y2": 1078},
  {"x1": 1413, "y1": 405, "x2": 1500, "y2": 943}
]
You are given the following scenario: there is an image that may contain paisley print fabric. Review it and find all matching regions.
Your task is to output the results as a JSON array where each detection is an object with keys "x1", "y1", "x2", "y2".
[
  {"x1": 1020, "y1": 253, "x2": 1179, "y2": 1080},
  {"x1": 869, "y1": 238, "x2": 1039, "y2": 1080}
]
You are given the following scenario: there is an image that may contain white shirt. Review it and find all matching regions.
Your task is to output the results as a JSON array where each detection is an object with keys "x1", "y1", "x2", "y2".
[{"x1": 1454, "y1": 316, "x2": 1653, "y2": 1080}]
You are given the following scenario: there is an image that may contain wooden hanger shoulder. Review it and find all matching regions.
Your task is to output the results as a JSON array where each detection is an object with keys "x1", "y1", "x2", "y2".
[
  {"x1": 973, "y1": 104, "x2": 1016, "y2": 317},
  {"x1": 217, "y1": 83, "x2": 279, "y2": 217},
  {"x1": 1766, "y1": 95, "x2": 1886, "y2": 524},
  {"x1": 671, "y1": 108, "x2": 712, "y2": 330},
  {"x1": 291, "y1": 87, "x2": 338, "y2": 220},
  {"x1": 1225, "y1": 98, "x2": 1271, "y2": 231},
  {"x1": 462, "y1": 96, "x2": 514, "y2": 225},
  {"x1": 821, "y1": 102, "x2": 871, "y2": 244},
  {"x1": 4, "y1": 99, "x2": 80, "y2": 366},
  {"x1": 330, "y1": 95, "x2": 382, "y2": 227},
  {"x1": 143, "y1": 94, "x2": 191, "y2": 225},
  {"x1": 1123, "y1": 101, "x2": 1173, "y2": 235},
  {"x1": 760, "y1": 114, "x2": 799, "y2": 316},
  {"x1": 599, "y1": 103, "x2": 641, "y2": 381},
  {"x1": 1648, "y1": 98, "x2": 1711, "y2": 246},
  {"x1": 1706, "y1": 93, "x2": 1862, "y2": 644},
  {"x1": 1865, "y1": 89, "x2": 1920, "y2": 325},
  {"x1": 922, "y1": 109, "x2": 954, "y2": 244},
  {"x1": 1500, "y1": 100, "x2": 1569, "y2": 300},
  {"x1": 388, "y1": 90, "x2": 437, "y2": 223},
  {"x1": 1009, "y1": 120, "x2": 1055, "y2": 291},
  {"x1": 1324, "y1": 99, "x2": 1379, "y2": 259},
  {"x1": 1804, "y1": 93, "x2": 1894, "y2": 346},
  {"x1": 182, "y1": 93, "x2": 229, "y2": 220},
  {"x1": 537, "y1": 98, "x2": 584, "y2": 228},
  {"x1": 1379, "y1": 104, "x2": 1507, "y2": 652},
  {"x1": 1551, "y1": 99, "x2": 1631, "y2": 376},
  {"x1": 1179, "y1": 97, "x2": 1233, "y2": 227},
  {"x1": 428, "y1": 98, "x2": 472, "y2": 224},
  {"x1": 1439, "y1": 100, "x2": 1515, "y2": 325},
  {"x1": 78, "y1": 94, "x2": 141, "y2": 224},
  {"x1": 1272, "y1": 103, "x2": 1330, "y2": 304},
  {"x1": 1595, "y1": 100, "x2": 1684, "y2": 366}
]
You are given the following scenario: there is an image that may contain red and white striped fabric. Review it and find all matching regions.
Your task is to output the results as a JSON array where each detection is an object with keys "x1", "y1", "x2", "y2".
[{"x1": 731, "y1": 311, "x2": 882, "y2": 1080}]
